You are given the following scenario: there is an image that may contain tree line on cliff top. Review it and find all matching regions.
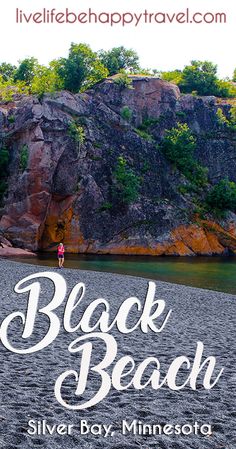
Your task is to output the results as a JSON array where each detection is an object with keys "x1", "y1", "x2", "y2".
[{"x1": 0, "y1": 43, "x2": 236, "y2": 100}]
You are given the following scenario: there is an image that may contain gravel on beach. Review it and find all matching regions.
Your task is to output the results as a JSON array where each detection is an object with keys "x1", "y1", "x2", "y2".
[{"x1": 0, "y1": 258, "x2": 235, "y2": 449}]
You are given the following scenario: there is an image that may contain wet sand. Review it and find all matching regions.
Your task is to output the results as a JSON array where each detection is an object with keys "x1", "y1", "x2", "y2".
[{"x1": 0, "y1": 259, "x2": 235, "y2": 449}]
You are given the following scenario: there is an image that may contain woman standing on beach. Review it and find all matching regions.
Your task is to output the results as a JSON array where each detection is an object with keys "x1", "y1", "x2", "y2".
[{"x1": 57, "y1": 242, "x2": 65, "y2": 268}]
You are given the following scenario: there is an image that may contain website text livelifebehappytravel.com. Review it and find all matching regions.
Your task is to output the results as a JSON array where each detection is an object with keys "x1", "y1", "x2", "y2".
[{"x1": 15, "y1": 8, "x2": 227, "y2": 26}]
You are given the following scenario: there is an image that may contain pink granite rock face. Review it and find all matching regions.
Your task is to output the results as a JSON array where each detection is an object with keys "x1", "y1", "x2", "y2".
[
  {"x1": 0, "y1": 246, "x2": 36, "y2": 257},
  {"x1": 92, "y1": 76, "x2": 181, "y2": 126},
  {"x1": 0, "y1": 77, "x2": 236, "y2": 255}
]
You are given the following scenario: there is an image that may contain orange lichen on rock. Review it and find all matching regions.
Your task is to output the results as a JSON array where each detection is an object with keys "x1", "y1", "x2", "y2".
[
  {"x1": 95, "y1": 244, "x2": 166, "y2": 256},
  {"x1": 33, "y1": 206, "x2": 236, "y2": 256},
  {"x1": 227, "y1": 222, "x2": 236, "y2": 237},
  {"x1": 198, "y1": 219, "x2": 236, "y2": 253},
  {"x1": 205, "y1": 231, "x2": 225, "y2": 254},
  {"x1": 92, "y1": 222, "x2": 234, "y2": 256},
  {"x1": 164, "y1": 241, "x2": 194, "y2": 256},
  {"x1": 40, "y1": 195, "x2": 89, "y2": 253},
  {"x1": 171, "y1": 224, "x2": 225, "y2": 255},
  {"x1": 64, "y1": 215, "x2": 89, "y2": 253},
  {"x1": 96, "y1": 239, "x2": 195, "y2": 256}
]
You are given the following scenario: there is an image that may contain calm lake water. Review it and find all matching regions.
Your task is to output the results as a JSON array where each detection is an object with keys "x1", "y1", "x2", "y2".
[{"x1": 11, "y1": 253, "x2": 236, "y2": 295}]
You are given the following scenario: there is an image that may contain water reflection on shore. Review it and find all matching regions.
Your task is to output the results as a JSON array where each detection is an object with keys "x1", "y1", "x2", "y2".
[{"x1": 9, "y1": 253, "x2": 236, "y2": 295}]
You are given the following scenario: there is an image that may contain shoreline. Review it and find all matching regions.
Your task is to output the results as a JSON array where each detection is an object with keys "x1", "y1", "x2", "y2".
[
  {"x1": 2, "y1": 250, "x2": 236, "y2": 257},
  {"x1": 2, "y1": 254, "x2": 236, "y2": 296},
  {"x1": 0, "y1": 256, "x2": 236, "y2": 302}
]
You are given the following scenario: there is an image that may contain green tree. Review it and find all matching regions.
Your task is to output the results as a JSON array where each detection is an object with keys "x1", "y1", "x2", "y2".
[
  {"x1": 112, "y1": 156, "x2": 140, "y2": 205},
  {"x1": 31, "y1": 63, "x2": 63, "y2": 96},
  {"x1": 56, "y1": 43, "x2": 108, "y2": 93},
  {"x1": 215, "y1": 79, "x2": 236, "y2": 98},
  {"x1": 0, "y1": 62, "x2": 16, "y2": 82},
  {"x1": 161, "y1": 123, "x2": 208, "y2": 186},
  {"x1": 98, "y1": 46, "x2": 140, "y2": 76},
  {"x1": 14, "y1": 57, "x2": 39, "y2": 85},
  {"x1": 161, "y1": 63, "x2": 236, "y2": 97},
  {"x1": 0, "y1": 76, "x2": 29, "y2": 101},
  {"x1": 161, "y1": 70, "x2": 183, "y2": 85},
  {"x1": 206, "y1": 179, "x2": 236, "y2": 212},
  {"x1": 233, "y1": 68, "x2": 236, "y2": 82},
  {"x1": 180, "y1": 60, "x2": 219, "y2": 96}
]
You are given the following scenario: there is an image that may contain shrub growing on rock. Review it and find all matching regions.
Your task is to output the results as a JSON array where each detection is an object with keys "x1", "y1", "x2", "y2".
[
  {"x1": 68, "y1": 121, "x2": 85, "y2": 154},
  {"x1": 113, "y1": 73, "x2": 133, "y2": 89},
  {"x1": 206, "y1": 179, "x2": 236, "y2": 212},
  {"x1": 112, "y1": 156, "x2": 140, "y2": 205},
  {"x1": 216, "y1": 107, "x2": 236, "y2": 131},
  {"x1": 161, "y1": 123, "x2": 208, "y2": 187},
  {"x1": 19, "y1": 144, "x2": 29, "y2": 171},
  {"x1": 120, "y1": 106, "x2": 132, "y2": 122}
]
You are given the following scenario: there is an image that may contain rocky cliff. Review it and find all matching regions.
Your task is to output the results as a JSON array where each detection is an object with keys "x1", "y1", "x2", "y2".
[{"x1": 0, "y1": 76, "x2": 236, "y2": 256}]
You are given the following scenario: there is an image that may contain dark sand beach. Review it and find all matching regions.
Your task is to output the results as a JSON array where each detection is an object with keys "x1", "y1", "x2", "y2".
[{"x1": 0, "y1": 259, "x2": 235, "y2": 449}]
